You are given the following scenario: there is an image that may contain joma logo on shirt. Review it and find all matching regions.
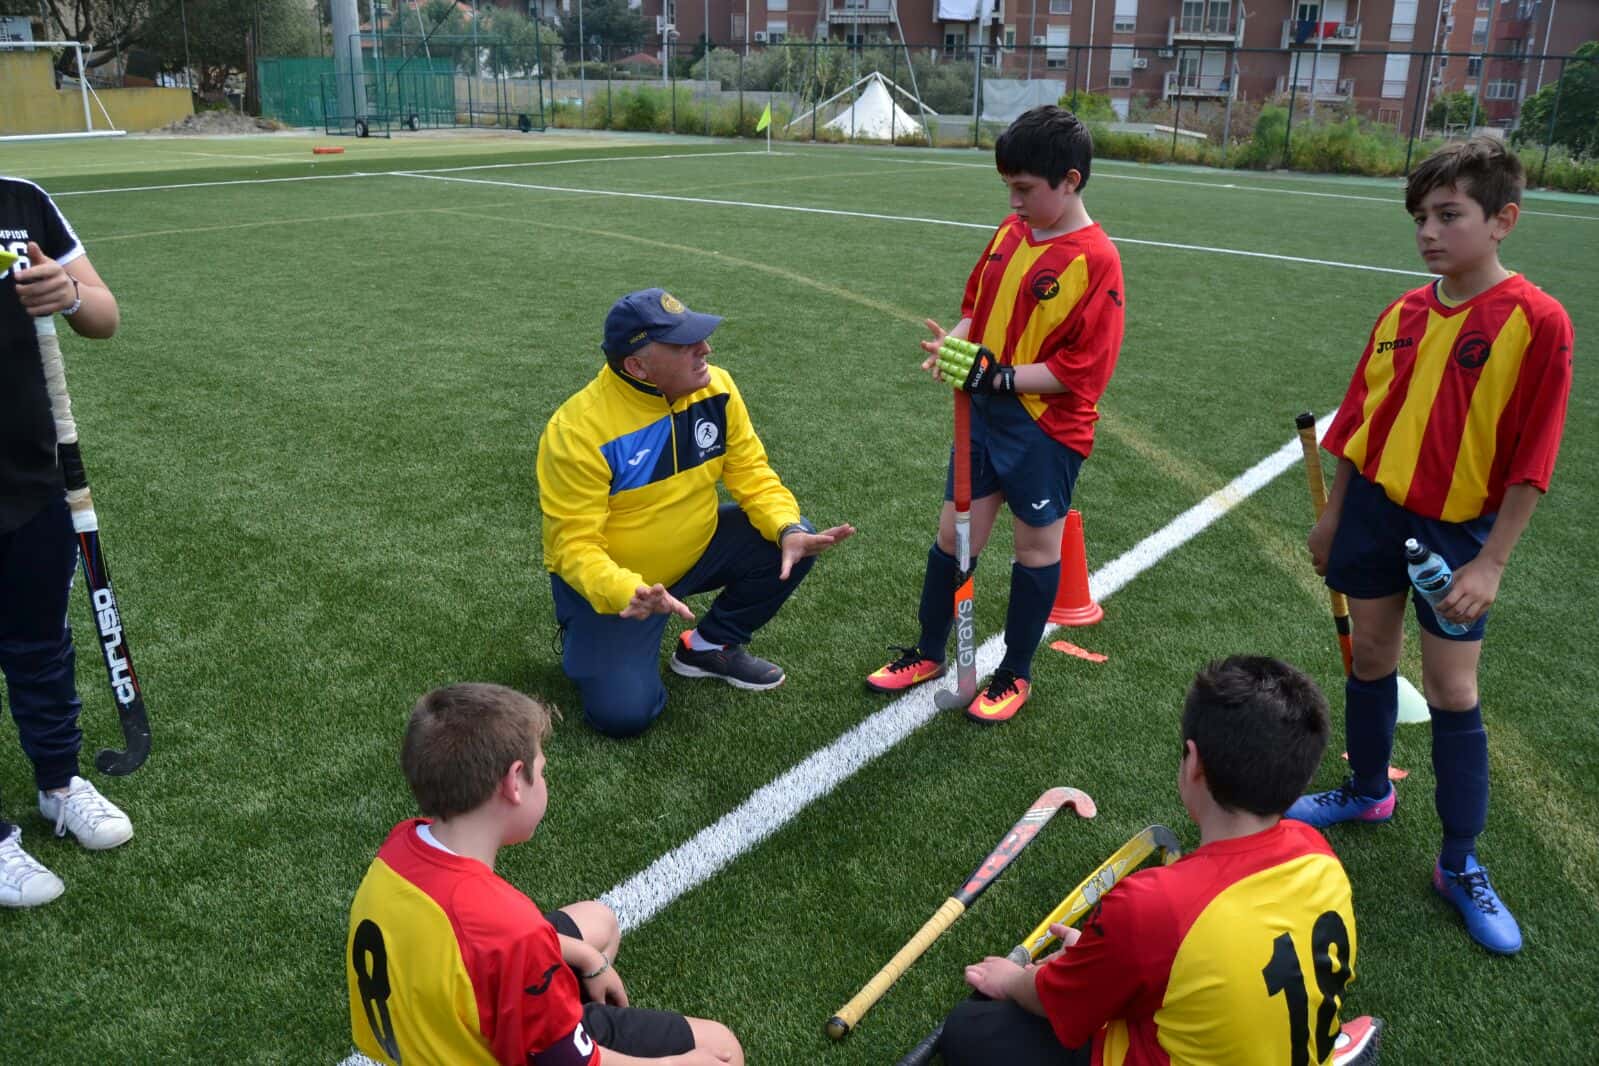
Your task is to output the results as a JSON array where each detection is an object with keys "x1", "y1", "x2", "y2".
[{"x1": 1375, "y1": 337, "x2": 1415, "y2": 355}]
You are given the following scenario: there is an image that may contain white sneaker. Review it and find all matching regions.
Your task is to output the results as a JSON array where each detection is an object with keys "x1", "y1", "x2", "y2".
[
  {"x1": 38, "y1": 776, "x2": 133, "y2": 851},
  {"x1": 0, "y1": 827, "x2": 65, "y2": 907}
]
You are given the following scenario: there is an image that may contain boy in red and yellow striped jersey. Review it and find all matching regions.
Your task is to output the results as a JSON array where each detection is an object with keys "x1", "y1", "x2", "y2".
[
  {"x1": 1288, "y1": 138, "x2": 1574, "y2": 956},
  {"x1": 346, "y1": 684, "x2": 742, "y2": 1066},
  {"x1": 865, "y1": 106, "x2": 1125, "y2": 723}
]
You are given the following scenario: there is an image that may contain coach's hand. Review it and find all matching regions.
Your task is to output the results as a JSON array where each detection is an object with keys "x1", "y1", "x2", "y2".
[
  {"x1": 779, "y1": 524, "x2": 856, "y2": 580},
  {"x1": 622, "y1": 583, "x2": 694, "y2": 621},
  {"x1": 14, "y1": 241, "x2": 77, "y2": 317}
]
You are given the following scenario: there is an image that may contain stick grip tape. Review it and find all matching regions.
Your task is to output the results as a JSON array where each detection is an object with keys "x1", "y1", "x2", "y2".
[{"x1": 826, "y1": 897, "x2": 967, "y2": 1039}]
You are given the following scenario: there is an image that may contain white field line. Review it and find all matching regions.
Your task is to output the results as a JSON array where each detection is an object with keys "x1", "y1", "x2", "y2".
[
  {"x1": 49, "y1": 150, "x2": 772, "y2": 198},
  {"x1": 336, "y1": 412, "x2": 1335, "y2": 1066},
  {"x1": 397, "y1": 171, "x2": 1432, "y2": 278}
]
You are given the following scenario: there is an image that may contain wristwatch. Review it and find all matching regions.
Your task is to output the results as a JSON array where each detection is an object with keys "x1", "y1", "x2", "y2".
[{"x1": 61, "y1": 275, "x2": 82, "y2": 317}]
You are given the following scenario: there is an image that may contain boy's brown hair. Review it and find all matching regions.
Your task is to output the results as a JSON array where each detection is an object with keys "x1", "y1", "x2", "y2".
[
  {"x1": 401, "y1": 683, "x2": 558, "y2": 819},
  {"x1": 1405, "y1": 136, "x2": 1525, "y2": 218}
]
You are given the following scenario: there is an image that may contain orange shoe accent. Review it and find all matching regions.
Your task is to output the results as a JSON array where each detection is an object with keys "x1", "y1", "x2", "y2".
[
  {"x1": 966, "y1": 675, "x2": 1031, "y2": 724},
  {"x1": 1049, "y1": 509, "x2": 1103, "y2": 626},
  {"x1": 865, "y1": 648, "x2": 946, "y2": 693}
]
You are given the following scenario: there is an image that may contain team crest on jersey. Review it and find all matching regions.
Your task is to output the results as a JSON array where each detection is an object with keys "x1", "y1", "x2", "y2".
[
  {"x1": 694, "y1": 417, "x2": 720, "y2": 451},
  {"x1": 660, "y1": 291, "x2": 685, "y2": 314},
  {"x1": 1454, "y1": 331, "x2": 1492, "y2": 370},
  {"x1": 1030, "y1": 269, "x2": 1061, "y2": 301}
]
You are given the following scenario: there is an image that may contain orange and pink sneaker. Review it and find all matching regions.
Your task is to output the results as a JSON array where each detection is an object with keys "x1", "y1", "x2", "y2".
[
  {"x1": 865, "y1": 646, "x2": 945, "y2": 693},
  {"x1": 965, "y1": 670, "x2": 1030, "y2": 724}
]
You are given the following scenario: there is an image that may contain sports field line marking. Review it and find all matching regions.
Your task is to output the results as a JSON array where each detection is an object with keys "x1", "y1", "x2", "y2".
[
  {"x1": 49, "y1": 150, "x2": 772, "y2": 198},
  {"x1": 333, "y1": 416, "x2": 1330, "y2": 1066},
  {"x1": 599, "y1": 412, "x2": 1336, "y2": 932},
  {"x1": 812, "y1": 150, "x2": 1599, "y2": 222},
  {"x1": 398, "y1": 170, "x2": 1432, "y2": 278}
]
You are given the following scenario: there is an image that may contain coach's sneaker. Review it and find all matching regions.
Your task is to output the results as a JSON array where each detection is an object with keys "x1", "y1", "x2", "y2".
[
  {"x1": 1332, "y1": 1016, "x2": 1384, "y2": 1066},
  {"x1": 38, "y1": 776, "x2": 133, "y2": 851},
  {"x1": 1285, "y1": 778, "x2": 1396, "y2": 829},
  {"x1": 1433, "y1": 854, "x2": 1522, "y2": 955},
  {"x1": 865, "y1": 646, "x2": 946, "y2": 693},
  {"x1": 0, "y1": 827, "x2": 64, "y2": 908},
  {"x1": 965, "y1": 670, "x2": 1030, "y2": 724},
  {"x1": 670, "y1": 632, "x2": 785, "y2": 691}
]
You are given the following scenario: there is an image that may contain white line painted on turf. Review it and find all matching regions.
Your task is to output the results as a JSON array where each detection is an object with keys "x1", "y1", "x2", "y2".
[
  {"x1": 398, "y1": 171, "x2": 1433, "y2": 278},
  {"x1": 598, "y1": 412, "x2": 1337, "y2": 932},
  {"x1": 335, "y1": 414, "x2": 1335, "y2": 1066}
]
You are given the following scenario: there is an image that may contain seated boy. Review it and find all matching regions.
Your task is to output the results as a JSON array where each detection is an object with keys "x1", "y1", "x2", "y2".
[
  {"x1": 935, "y1": 657, "x2": 1380, "y2": 1066},
  {"x1": 1290, "y1": 137, "x2": 1573, "y2": 956},
  {"x1": 346, "y1": 683, "x2": 742, "y2": 1065}
]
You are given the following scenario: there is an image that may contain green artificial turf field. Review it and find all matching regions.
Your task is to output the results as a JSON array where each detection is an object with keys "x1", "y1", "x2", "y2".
[{"x1": 1, "y1": 129, "x2": 1595, "y2": 1064}]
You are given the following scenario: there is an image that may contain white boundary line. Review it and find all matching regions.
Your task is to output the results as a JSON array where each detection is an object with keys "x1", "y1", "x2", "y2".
[
  {"x1": 398, "y1": 170, "x2": 1433, "y2": 278},
  {"x1": 599, "y1": 412, "x2": 1334, "y2": 931},
  {"x1": 335, "y1": 413, "x2": 1334, "y2": 1066}
]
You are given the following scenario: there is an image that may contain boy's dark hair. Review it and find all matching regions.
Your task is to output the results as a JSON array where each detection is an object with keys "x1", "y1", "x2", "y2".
[
  {"x1": 1181, "y1": 657, "x2": 1329, "y2": 817},
  {"x1": 1405, "y1": 136, "x2": 1525, "y2": 218},
  {"x1": 401, "y1": 683, "x2": 558, "y2": 820},
  {"x1": 994, "y1": 105, "x2": 1094, "y2": 192}
]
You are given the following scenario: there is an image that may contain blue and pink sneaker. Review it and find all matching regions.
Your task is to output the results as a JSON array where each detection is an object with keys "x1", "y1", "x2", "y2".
[
  {"x1": 1434, "y1": 854, "x2": 1523, "y2": 955},
  {"x1": 1286, "y1": 778, "x2": 1396, "y2": 829}
]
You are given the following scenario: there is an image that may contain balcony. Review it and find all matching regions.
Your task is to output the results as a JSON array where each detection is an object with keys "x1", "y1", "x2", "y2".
[
  {"x1": 1281, "y1": 19, "x2": 1361, "y2": 49},
  {"x1": 926, "y1": 0, "x2": 1004, "y2": 24},
  {"x1": 831, "y1": 0, "x2": 895, "y2": 24},
  {"x1": 1276, "y1": 75, "x2": 1356, "y2": 101},
  {"x1": 1164, "y1": 70, "x2": 1234, "y2": 98},
  {"x1": 1168, "y1": 13, "x2": 1238, "y2": 45}
]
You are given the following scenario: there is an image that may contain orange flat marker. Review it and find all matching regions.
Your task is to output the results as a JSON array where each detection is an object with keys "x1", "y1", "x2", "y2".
[
  {"x1": 1049, "y1": 640, "x2": 1107, "y2": 663},
  {"x1": 312, "y1": 146, "x2": 345, "y2": 155},
  {"x1": 1340, "y1": 753, "x2": 1409, "y2": 781}
]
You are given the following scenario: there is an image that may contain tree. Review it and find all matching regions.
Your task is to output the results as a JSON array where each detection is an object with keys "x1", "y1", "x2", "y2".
[
  {"x1": 1514, "y1": 41, "x2": 1599, "y2": 155},
  {"x1": 557, "y1": 0, "x2": 649, "y2": 62},
  {"x1": 136, "y1": 0, "x2": 318, "y2": 97},
  {"x1": 1428, "y1": 90, "x2": 1476, "y2": 132},
  {"x1": 38, "y1": 0, "x2": 153, "y2": 75}
]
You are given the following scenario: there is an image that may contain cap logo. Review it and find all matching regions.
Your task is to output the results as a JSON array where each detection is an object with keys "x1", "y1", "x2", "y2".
[
  {"x1": 629, "y1": 330, "x2": 648, "y2": 344},
  {"x1": 660, "y1": 292, "x2": 685, "y2": 315}
]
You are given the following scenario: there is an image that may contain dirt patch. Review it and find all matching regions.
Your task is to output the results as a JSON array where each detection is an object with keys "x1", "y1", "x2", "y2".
[{"x1": 160, "y1": 110, "x2": 285, "y2": 135}]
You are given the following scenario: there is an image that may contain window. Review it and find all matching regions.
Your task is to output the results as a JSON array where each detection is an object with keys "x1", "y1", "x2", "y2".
[
  {"x1": 1390, "y1": 0, "x2": 1416, "y2": 42},
  {"x1": 1467, "y1": 56, "x2": 1483, "y2": 76},
  {"x1": 1113, "y1": 0, "x2": 1137, "y2": 33},
  {"x1": 1004, "y1": 26, "x2": 1017, "y2": 49},
  {"x1": 767, "y1": 0, "x2": 786, "y2": 9},
  {"x1": 1484, "y1": 80, "x2": 1519, "y2": 100},
  {"x1": 731, "y1": 13, "x2": 745, "y2": 38},
  {"x1": 1180, "y1": 0, "x2": 1228, "y2": 33},
  {"x1": 1108, "y1": 44, "x2": 1134, "y2": 84},
  {"x1": 1047, "y1": 25, "x2": 1069, "y2": 68},
  {"x1": 1295, "y1": 2, "x2": 1320, "y2": 21},
  {"x1": 1472, "y1": 16, "x2": 1488, "y2": 45},
  {"x1": 944, "y1": 30, "x2": 966, "y2": 58},
  {"x1": 846, "y1": 31, "x2": 865, "y2": 49},
  {"x1": 1049, "y1": 0, "x2": 1071, "y2": 13},
  {"x1": 1381, "y1": 53, "x2": 1410, "y2": 98},
  {"x1": 767, "y1": 19, "x2": 787, "y2": 43}
]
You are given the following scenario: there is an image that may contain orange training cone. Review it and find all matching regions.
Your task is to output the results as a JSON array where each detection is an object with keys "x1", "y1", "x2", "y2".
[{"x1": 1048, "y1": 509, "x2": 1102, "y2": 626}]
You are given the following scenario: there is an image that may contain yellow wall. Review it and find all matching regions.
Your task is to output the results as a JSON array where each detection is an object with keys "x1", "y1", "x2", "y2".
[{"x1": 1, "y1": 50, "x2": 192, "y2": 135}]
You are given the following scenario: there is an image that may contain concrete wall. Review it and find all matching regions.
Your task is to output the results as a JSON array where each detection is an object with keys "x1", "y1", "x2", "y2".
[{"x1": 0, "y1": 50, "x2": 192, "y2": 135}]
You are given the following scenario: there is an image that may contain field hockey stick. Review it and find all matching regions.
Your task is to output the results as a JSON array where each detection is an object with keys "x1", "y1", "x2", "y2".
[
  {"x1": 10, "y1": 248, "x2": 153, "y2": 776},
  {"x1": 1295, "y1": 412, "x2": 1354, "y2": 677},
  {"x1": 933, "y1": 389, "x2": 977, "y2": 711},
  {"x1": 894, "y1": 824, "x2": 1182, "y2": 1066},
  {"x1": 824, "y1": 786, "x2": 1096, "y2": 1041}
]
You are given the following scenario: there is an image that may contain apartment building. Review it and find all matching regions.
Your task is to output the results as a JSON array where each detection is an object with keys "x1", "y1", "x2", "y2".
[{"x1": 1435, "y1": 0, "x2": 1599, "y2": 126}]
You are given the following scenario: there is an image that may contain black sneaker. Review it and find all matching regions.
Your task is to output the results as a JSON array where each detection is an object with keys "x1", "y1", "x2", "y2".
[{"x1": 670, "y1": 632, "x2": 786, "y2": 691}]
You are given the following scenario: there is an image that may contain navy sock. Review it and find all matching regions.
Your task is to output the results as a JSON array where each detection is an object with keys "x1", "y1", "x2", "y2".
[
  {"x1": 998, "y1": 561, "x2": 1059, "y2": 681},
  {"x1": 1345, "y1": 671, "x2": 1399, "y2": 798},
  {"x1": 915, "y1": 542, "x2": 976, "y2": 662},
  {"x1": 1431, "y1": 704, "x2": 1488, "y2": 873}
]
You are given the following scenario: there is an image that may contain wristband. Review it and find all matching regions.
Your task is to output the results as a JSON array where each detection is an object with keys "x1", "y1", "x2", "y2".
[
  {"x1": 580, "y1": 959, "x2": 610, "y2": 980},
  {"x1": 61, "y1": 275, "x2": 82, "y2": 318},
  {"x1": 778, "y1": 523, "x2": 805, "y2": 543}
]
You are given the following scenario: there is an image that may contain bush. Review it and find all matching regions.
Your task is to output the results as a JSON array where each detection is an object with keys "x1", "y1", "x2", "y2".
[{"x1": 1058, "y1": 91, "x2": 1116, "y2": 124}]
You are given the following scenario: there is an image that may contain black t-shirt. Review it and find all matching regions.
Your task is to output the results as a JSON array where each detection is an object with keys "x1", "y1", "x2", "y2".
[{"x1": 1, "y1": 176, "x2": 82, "y2": 533}]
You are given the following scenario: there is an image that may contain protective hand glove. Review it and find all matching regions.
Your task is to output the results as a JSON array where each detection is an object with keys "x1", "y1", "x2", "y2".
[{"x1": 937, "y1": 337, "x2": 1016, "y2": 394}]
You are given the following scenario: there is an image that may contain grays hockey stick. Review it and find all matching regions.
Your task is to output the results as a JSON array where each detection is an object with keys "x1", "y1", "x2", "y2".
[{"x1": 934, "y1": 391, "x2": 977, "y2": 710}]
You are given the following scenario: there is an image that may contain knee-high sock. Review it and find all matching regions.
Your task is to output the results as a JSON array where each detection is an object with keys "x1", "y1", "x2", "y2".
[
  {"x1": 1431, "y1": 704, "x2": 1488, "y2": 873},
  {"x1": 998, "y1": 561, "x2": 1059, "y2": 681},
  {"x1": 1346, "y1": 671, "x2": 1399, "y2": 799},
  {"x1": 916, "y1": 542, "x2": 975, "y2": 661}
]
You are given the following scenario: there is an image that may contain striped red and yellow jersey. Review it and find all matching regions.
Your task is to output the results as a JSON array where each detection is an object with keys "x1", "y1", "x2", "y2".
[
  {"x1": 346, "y1": 820, "x2": 599, "y2": 1066},
  {"x1": 1035, "y1": 820, "x2": 1357, "y2": 1066},
  {"x1": 1323, "y1": 274, "x2": 1574, "y2": 521},
  {"x1": 960, "y1": 216, "x2": 1125, "y2": 456}
]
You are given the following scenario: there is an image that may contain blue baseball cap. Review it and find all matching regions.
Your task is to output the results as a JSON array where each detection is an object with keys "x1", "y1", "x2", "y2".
[{"x1": 602, "y1": 288, "x2": 723, "y2": 358}]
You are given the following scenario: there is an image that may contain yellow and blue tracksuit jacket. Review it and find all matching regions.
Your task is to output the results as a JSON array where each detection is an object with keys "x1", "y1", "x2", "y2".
[{"x1": 537, "y1": 363, "x2": 802, "y2": 615}]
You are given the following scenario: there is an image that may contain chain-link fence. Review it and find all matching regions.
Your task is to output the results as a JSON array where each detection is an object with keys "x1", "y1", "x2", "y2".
[{"x1": 260, "y1": 37, "x2": 1596, "y2": 186}]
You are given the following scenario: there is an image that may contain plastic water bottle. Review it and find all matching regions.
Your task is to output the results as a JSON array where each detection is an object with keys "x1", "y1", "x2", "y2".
[{"x1": 1404, "y1": 538, "x2": 1469, "y2": 636}]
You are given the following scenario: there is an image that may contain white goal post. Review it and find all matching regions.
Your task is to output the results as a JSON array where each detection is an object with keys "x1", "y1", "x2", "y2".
[{"x1": 0, "y1": 40, "x2": 127, "y2": 142}]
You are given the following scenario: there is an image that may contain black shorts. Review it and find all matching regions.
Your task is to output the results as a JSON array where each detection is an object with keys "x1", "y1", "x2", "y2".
[
  {"x1": 546, "y1": 909, "x2": 696, "y2": 1057},
  {"x1": 938, "y1": 997, "x2": 1091, "y2": 1066}
]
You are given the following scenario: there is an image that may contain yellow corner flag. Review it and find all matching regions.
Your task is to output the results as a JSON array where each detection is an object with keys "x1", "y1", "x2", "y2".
[{"x1": 756, "y1": 103, "x2": 771, "y2": 133}]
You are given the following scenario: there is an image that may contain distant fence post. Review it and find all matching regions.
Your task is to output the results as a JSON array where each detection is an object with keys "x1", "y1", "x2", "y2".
[
  {"x1": 1538, "y1": 56, "x2": 1568, "y2": 185},
  {"x1": 1403, "y1": 48, "x2": 1431, "y2": 174},
  {"x1": 1283, "y1": 51, "x2": 1301, "y2": 168}
]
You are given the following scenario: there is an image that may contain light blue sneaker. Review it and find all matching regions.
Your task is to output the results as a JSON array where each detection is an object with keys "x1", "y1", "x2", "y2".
[
  {"x1": 1286, "y1": 777, "x2": 1396, "y2": 829},
  {"x1": 1434, "y1": 854, "x2": 1522, "y2": 955}
]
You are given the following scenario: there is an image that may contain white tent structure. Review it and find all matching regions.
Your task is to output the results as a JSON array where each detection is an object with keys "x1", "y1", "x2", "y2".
[{"x1": 789, "y1": 71, "x2": 931, "y2": 143}]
